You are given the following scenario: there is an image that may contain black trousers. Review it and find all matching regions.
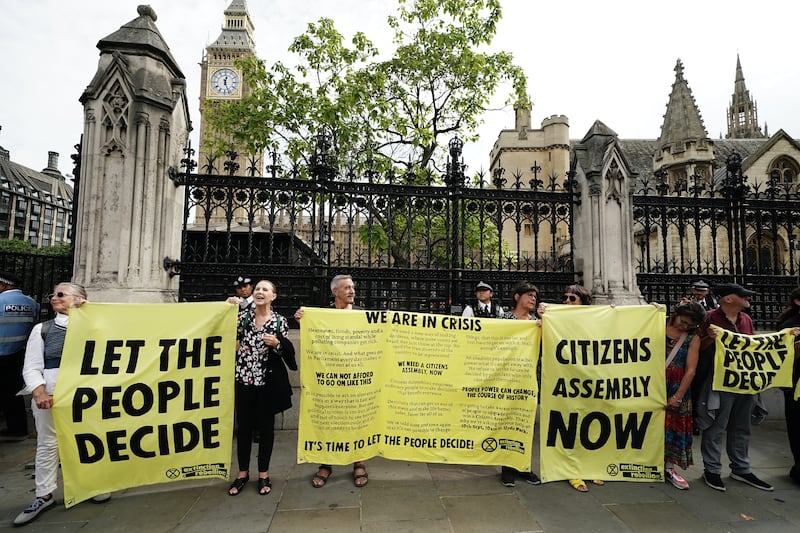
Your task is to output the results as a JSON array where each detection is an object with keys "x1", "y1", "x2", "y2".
[
  {"x1": 0, "y1": 350, "x2": 28, "y2": 434},
  {"x1": 785, "y1": 388, "x2": 800, "y2": 467},
  {"x1": 234, "y1": 382, "x2": 275, "y2": 473}
]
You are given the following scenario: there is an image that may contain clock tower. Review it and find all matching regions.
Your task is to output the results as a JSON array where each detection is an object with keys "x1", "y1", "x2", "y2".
[{"x1": 198, "y1": 0, "x2": 258, "y2": 177}]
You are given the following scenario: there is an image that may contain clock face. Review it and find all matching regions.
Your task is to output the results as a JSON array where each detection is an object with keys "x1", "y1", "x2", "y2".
[{"x1": 210, "y1": 68, "x2": 239, "y2": 96}]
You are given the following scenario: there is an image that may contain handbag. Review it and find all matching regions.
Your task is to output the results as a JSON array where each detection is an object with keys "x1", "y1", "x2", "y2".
[{"x1": 275, "y1": 314, "x2": 297, "y2": 371}]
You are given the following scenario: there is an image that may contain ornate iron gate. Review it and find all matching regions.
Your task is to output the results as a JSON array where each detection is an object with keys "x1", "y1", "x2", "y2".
[
  {"x1": 173, "y1": 137, "x2": 579, "y2": 322},
  {"x1": 633, "y1": 152, "x2": 800, "y2": 329}
]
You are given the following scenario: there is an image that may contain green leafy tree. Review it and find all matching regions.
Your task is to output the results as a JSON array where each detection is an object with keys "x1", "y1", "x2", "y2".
[{"x1": 204, "y1": 0, "x2": 526, "y2": 265}]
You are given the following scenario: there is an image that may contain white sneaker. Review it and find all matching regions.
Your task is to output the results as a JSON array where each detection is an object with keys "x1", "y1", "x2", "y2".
[
  {"x1": 91, "y1": 492, "x2": 111, "y2": 503},
  {"x1": 13, "y1": 495, "x2": 55, "y2": 526},
  {"x1": 666, "y1": 468, "x2": 689, "y2": 490}
]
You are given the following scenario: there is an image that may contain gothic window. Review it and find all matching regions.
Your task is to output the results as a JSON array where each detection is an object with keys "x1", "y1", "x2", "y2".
[
  {"x1": 745, "y1": 232, "x2": 787, "y2": 274},
  {"x1": 768, "y1": 156, "x2": 799, "y2": 183}
]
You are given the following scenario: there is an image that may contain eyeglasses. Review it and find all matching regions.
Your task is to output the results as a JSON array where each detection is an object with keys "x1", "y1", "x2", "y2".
[
  {"x1": 564, "y1": 294, "x2": 578, "y2": 302},
  {"x1": 676, "y1": 318, "x2": 698, "y2": 329},
  {"x1": 47, "y1": 291, "x2": 72, "y2": 299}
]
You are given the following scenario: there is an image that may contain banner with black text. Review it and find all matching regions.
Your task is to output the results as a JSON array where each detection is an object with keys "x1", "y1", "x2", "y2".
[
  {"x1": 712, "y1": 327, "x2": 794, "y2": 394},
  {"x1": 53, "y1": 302, "x2": 237, "y2": 507},
  {"x1": 539, "y1": 304, "x2": 666, "y2": 483},
  {"x1": 297, "y1": 308, "x2": 539, "y2": 471}
]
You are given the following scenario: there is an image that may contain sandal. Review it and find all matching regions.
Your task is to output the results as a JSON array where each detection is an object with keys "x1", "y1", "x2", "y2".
[
  {"x1": 257, "y1": 477, "x2": 271, "y2": 495},
  {"x1": 592, "y1": 479, "x2": 604, "y2": 486},
  {"x1": 311, "y1": 465, "x2": 332, "y2": 488},
  {"x1": 353, "y1": 463, "x2": 369, "y2": 488},
  {"x1": 568, "y1": 479, "x2": 588, "y2": 492},
  {"x1": 228, "y1": 474, "x2": 249, "y2": 496}
]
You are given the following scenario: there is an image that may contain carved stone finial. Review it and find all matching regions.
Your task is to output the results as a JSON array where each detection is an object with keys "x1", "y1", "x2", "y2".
[{"x1": 137, "y1": 5, "x2": 157, "y2": 22}]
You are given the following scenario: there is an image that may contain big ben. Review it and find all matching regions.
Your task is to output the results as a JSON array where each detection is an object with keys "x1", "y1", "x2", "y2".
[{"x1": 198, "y1": 0, "x2": 258, "y2": 177}]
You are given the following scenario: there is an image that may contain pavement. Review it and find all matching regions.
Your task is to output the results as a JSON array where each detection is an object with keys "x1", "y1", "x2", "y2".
[{"x1": 2, "y1": 419, "x2": 800, "y2": 532}]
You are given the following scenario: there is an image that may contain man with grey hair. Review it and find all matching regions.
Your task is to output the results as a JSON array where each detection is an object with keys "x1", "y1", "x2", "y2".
[
  {"x1": 294, "y1": 274, "x2": 368, "y2": 488},
  {"x1": 0, "y1": 271, "x2": 38, "y2": 439}
]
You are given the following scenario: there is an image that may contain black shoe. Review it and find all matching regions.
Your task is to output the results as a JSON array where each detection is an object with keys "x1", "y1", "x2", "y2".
[
  {"x1": 731, "y1": 472, "x2": 773, "y2": 491},
  {"x1": 13, "y1": 495, "x2": 55, "y2": 525},
  {"x1": 518, "y1": 471, "x2": 541, "y2": 485},
  {"x1": 703, "y1": 471, "x2": 726, "y2": 492},
  {"x1": 500, "y1": 466, "x2": 516, "y2": 487}
]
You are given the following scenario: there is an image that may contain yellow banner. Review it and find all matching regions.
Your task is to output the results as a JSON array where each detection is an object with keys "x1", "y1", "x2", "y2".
[
  {"x1": 53, "y1": 302, "x2": 237, "y2": 507},
  {"x1": 298, "y1": 308, "x2": 539, "y2": 471},
  {"x1": 540, "y1": 304, "x2": 666, "y2": 483},
  {"x1": 712, "y1": 327, "x2": 794, "y2": 394}
]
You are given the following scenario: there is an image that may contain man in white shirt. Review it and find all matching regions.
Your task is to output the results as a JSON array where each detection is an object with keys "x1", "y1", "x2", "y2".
[
  {"x1": 462, "y1": 281, "x2": 502, "y2": 318},
  {"x1": 232, "y1": 276, "x2": 254, "y2": 309}
]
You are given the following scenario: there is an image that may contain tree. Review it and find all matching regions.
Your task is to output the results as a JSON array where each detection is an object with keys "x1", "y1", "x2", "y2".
[
  {"x1": 204, "y1": 0, "x2": 528, "y2": 174},
  {"x1": 202, "y1": 0, "x2": 525, "y2": 266}
]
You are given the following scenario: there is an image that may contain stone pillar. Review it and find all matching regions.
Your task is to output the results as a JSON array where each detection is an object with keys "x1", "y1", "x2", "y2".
[
  {"x1": 73, "y1": 5, "x2": 189, "y2": 303},
  {"x1": 572, "y1": 121, "x2": 644, "y2": 305}
]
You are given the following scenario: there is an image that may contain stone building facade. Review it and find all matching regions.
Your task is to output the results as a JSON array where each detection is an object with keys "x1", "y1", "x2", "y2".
[
  {"x1": 489, "y1": 55, "x2": 800, "y2": 302},
  {"x1": 0, "y1": 145, "x2": 73, "y2": 248}
]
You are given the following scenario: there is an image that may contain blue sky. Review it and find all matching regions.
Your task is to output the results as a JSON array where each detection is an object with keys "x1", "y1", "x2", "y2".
[{"x1": 1, "y1": 0, "x2": 797, "y2": 177}]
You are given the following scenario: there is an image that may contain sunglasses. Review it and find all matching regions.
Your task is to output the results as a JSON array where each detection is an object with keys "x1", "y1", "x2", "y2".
[
  {"x1": 47, "y1": 291, "x2": 72, "y2": 299},
  {"x1": 676, "y1": 318, "x2": 698, "y2": 329},
  {"x1": 564, "y1": 294, "x2": 578, "y2": 302}
]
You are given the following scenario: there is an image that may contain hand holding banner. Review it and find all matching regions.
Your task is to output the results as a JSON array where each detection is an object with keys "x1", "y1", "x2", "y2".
[
  {"x1": 53, "y1": 302, "x2": 237, "y2": 507},
  {"x1": 297, "y1": 308, "x2": 540, "y2": 471},
  {"x1": 712, "y1": 327, "x2": 794, "y2": 394},
  {"x1": 539, "y1": 304, "x2": 666, "y2": 483}
]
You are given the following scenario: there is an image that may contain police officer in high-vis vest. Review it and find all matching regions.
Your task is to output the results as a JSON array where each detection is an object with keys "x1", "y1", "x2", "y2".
[{"x1": 0, "y1": 271, "x2": 38, "y2": 439}]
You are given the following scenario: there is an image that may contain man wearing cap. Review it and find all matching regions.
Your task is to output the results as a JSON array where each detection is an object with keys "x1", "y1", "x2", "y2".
[
  {"x1": 462, "y1": 281, "x2": 503, "y2": 318},
  {"x1": 683, "y1": 279, "x2": 718, "y2": 310},
  {"x1": 696, "y1": 282, "x2": 773, "y2": 492},
  {"x1": 233, "y1": 276, "x2": 254, "y2": 310},
  {"x1": 0, "y1": 272, "x2": 39, "y2": 439}
]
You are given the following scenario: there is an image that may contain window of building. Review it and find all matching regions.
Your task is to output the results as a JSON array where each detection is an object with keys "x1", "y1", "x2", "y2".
[
  {"x1": 768, "y1": 156, "x2": 799, "y2": 183},
  {"x1": 523, "y1": 222, "x2": 534, "y2": 236}
]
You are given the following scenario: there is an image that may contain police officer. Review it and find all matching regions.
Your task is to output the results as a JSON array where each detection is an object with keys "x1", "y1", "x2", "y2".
[
  {"x1": 682, "y1": 279, "x2": 718, "y2": 310},
  {"x1": 462, "y1": 281, "x2": 503, "y2": 318},
  {"x1": 232, "y1": 276, "x2": 254, "y2": 310},
  {"x1": 0, "y1": 272, "x2": 39, "y2": 439}
]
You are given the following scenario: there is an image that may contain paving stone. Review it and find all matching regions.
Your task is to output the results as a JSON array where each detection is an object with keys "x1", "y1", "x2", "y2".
[{"x1": 442, "y1": 493, "x2": 541, "y2": 533}]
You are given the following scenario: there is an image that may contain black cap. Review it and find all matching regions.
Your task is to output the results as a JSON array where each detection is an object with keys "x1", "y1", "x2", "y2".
[
  {"x1": 475, "y1": 281, "x2": 493, "y2": 292},
  {"x1": 0, "y1": 271, "x2": 20, "y2": 286},
  {"x1": 690, "y1": 279, "x2": 710, "y2": 290},
  {"x1": 715, "y1": 283, "x2": 755, "y2": 298},
  {"x1": 232, "y1": 276, "x2": 252, "y2": 287}
]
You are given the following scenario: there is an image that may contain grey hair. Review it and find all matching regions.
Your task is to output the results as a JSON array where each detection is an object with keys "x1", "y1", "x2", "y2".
[
  {"x1": 55, "y1": 282, "x2": 87, "y2": 299},
  {"x1": 330, "y1": 274, "x2": 353, "y2": 292}
]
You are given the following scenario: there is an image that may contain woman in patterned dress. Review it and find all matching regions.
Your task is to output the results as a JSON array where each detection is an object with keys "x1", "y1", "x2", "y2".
[
  {"x1": 227, "y1": 279, "x2": 295, "y2": 496},
  {"x1": 664, "y1": 301, "x2": 706, "y2": 490}
]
